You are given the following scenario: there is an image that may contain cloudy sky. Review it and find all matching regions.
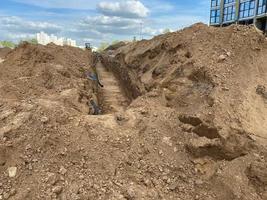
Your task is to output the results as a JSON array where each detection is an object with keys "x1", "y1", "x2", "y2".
[{"x1": 0, "y1": 0, "x2": 210, "y2": 47}]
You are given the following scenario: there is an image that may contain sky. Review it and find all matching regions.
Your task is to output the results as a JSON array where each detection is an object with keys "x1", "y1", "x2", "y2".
[{"x1": 0, "y1": 0, "x2": 210, "y2": 47}]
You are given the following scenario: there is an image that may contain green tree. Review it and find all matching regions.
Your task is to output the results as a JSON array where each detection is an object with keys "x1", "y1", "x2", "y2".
[
  {"x1": 162, "y1": 28, "x2": 171, "y2": 34},
  {"x1": 28, "y1": 38, "x2": 38, "y2": 44},
  {"x1": 0, "y1": 41, "x2": 16, "y2": 48},
  {"x1": 16, "y1": 38, "x2": 38, "y2": 46},
  {"x1": 20, "y1": 38, "x2": 38, "y2": 45},
  {"x1": 97, "y1": 42, "x2": 109, "y2": 52},
  {"x1": 112, "y1": 40, "x2": 120, "y2": 45}
]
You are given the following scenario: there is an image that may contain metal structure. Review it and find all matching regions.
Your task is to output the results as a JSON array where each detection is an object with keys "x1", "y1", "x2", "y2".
[
  {"x1": 210, "y1": 0, "x2": 267, "y2": 31},
  {"x1": 85, "y1": 43, "x2": 91, "y2": 50}
]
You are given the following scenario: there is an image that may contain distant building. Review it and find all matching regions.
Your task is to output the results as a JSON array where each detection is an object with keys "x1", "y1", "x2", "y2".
[
  {"x1": 36, "y1": 32, "x2": 77, "y2": 47},
  {"x1": 210, "y1": 0, "x2": 267, "y2": 31},
  {"x1": 64, "y1": 38, "x2": 77, "y2": 47}
]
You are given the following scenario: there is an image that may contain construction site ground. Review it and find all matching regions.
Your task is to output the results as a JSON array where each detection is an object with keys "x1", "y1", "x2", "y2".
[{"x1": 0, "y1": 24, "x2": 267, "y2": 200}]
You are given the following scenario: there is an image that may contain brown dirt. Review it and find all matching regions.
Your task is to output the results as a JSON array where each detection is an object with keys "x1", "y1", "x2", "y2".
[
  {"x1": 110, "y1": 23, "x2": 267, "y2": 145},
  {"x1": 0, "y1": 47, "x2": 12, "y2": 59},
  {"x1": 0, "y1": 47, "x2": 12, "y2": 64},
  {"x1": 0, "y1": 24, "x2": 267, "y2": 200}
]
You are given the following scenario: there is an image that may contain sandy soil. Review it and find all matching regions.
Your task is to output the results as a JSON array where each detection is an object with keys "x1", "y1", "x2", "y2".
[{"x1": 0, "y1": 24, "x2": 267, "y2": 200}]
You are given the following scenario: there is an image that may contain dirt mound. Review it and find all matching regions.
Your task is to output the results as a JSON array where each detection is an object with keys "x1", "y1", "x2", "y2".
[
  {"x1": 0, "y1": 47, "x2": 12, "y2": 59},
  {"x1": 1, "y1": 24, "x2": 267, "y2": 200},
  {"x1": 105, "y1": 41, "x2": 128, "y2": 51},
  {"x1": 102, "y1": 23, "x2": 267, "y2": 199},
  {"x1": 108, "y1": 23, "x2": 267, "y2": 144},
  {"x1": 0, "y1": 43, "x2": 93, "y2": 106}
]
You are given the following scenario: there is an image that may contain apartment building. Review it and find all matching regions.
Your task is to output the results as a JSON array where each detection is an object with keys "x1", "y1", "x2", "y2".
[
  {"x1": 36, "y1": 32, "x2": 77, "y2": 47},
  {"x1": 210, "y1": 0, "x2": 267, "y2": 31}
]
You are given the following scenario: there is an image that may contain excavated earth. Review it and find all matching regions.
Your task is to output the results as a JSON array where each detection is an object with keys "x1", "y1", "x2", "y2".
[{"x1": 0, "y1": 24, "x2": 267, "y2": 200}]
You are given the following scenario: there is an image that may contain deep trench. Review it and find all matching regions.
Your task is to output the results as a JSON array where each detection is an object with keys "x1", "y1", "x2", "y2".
[
  {"x1": 97, "y1": 62, "x2": 129, "y2": 114},
  {"x1": 87, "y1": 53, "x2": 145, "y2": 115},
  {"x1": 93, "y1": 54, "x2": 142, "y2": 115}
]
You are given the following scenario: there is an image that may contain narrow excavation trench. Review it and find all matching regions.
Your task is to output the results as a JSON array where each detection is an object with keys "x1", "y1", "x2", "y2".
[{"x1": 97, "y1": 62, "x2": 129, "y2": 114}]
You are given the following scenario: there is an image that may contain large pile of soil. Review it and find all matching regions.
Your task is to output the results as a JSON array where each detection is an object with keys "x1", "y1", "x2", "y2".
[
  {"x1": 0, "y1": 47, "x2": 12, "y2": 59},
  {"x1": 0, "y1": 24, "x2": 267, "y2": 200},
  {"x1": 108, "y1": 23, "x2": 267, "y2": 145}
]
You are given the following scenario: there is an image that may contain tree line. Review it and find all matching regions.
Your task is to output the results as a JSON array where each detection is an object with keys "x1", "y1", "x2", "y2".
[{"x1": 0, "y1": 38, "x2": 38, "y2": 49}]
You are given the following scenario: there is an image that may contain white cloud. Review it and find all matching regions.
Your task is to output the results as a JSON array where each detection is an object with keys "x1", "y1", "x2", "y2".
[
  {"x1": 151, "y1": 14, "x2": 208, "y2": 31},
  {"x1": 143, "y1": 0, "x2": 174, "y2": 13},
  {"x1": 0, "y1": 16, "x2": 62, "y2": 34},
  {"x1": 6, "y1": 33, "x2": 36, "y2": 39},
  {"x1": 0, "y1": 16, "x2": 62, "y2": 42},
  {"x1": 83, "y1": 15, "x2": 142, "y2": 27},
  {"x1": 142, "y1": 27, "x2": 159, "y2": 35},
  {"x1": 67, "y1": 28, "x2": 106, "y2": 40},
  {"x1": 80, "y1": 15, "x2": 159, "y2": 36},
  {"x1": 97, "y1": 0, "x2": 149, "y2": 18},
  {"x1": 11, "y1": 0, "x2": 106, "y2": 10},
  {"x1": 158, "y1": 28, "x2": 174, "y2": 34}
]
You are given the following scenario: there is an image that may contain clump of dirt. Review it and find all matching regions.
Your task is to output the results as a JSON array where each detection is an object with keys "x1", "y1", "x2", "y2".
[
  {"x1": 1, "y1": 23, "x2": 267, "y2": 200},
  {"x1": 256, "y1": 85, "x2": 267, "y2": 100}
]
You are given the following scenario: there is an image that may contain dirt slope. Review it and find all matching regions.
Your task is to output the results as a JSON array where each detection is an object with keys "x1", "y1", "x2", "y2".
[
  {"x1": 0, "y1": 47, "x2": 12, "y2": 59},
  {"x1": 0, "y1": 24, "x2": 267, "y2": 200},
  {"x1": 109, "y1": 23, "x2": 267, "y2": 145},
  {"x1": 0, "y1": 47, "x2": 11, "y2": 63},
  {"x1": 102, "y1": 23, "x2": 267, "y2": 199}
]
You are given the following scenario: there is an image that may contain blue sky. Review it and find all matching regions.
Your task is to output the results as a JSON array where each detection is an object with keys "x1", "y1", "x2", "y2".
[{"x1": 0, "y1": 0, "x2": 210, "y2": 47}]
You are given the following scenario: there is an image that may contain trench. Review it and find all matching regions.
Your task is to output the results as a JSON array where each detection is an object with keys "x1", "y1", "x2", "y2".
[
  {"x1": 96, "y1": 61, "x2": 130, "y2": 114},
  {"x1": 87, "y1": 52, "x2": 144, "y2": 115}
]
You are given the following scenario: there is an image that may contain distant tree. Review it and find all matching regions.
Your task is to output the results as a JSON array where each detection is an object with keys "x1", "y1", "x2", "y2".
[
  {"x1": 28, "y1": 38, "x2": 38, "y2": 44},
  {"x1": 162, "y1": 28, "x2": 171, "y2": 34},
  {"x1": 112, "y1": 40, "x2": 120, "y2": 45},
  {"x1": 0, "y1": 41, "x2": 16, "y2": 48},
  {"x1": 133, "y1": 36, "x2": 137, "y2": 42},
  {"x1": 97, "y1": 42, "x2": 110, "y2": 52},
  {"x1": 19, "y1": 38, "x2": 38, "y2": 45}
]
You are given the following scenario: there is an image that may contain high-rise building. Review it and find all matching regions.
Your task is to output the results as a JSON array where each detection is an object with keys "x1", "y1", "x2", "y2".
[
  {"x1": 64, "y1": 38, "x2": 77, "y2": 47},
  {"x1": 36, "y1": 32, "x2": 77, "y2": 47},
  {"x1": 210, "y1": 0, "x2": 267, "y2": 31}
]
